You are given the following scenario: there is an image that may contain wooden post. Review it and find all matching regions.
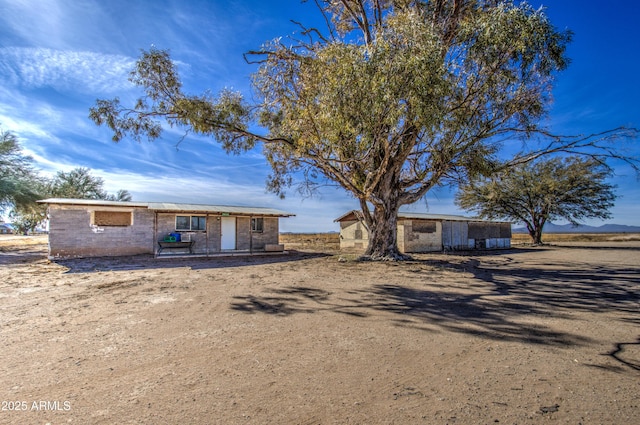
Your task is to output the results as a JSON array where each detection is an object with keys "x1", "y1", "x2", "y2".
[
  {"x1": 205, "y1": 214, "x2": 210, "y2": 257},
  {"x1": 153, "y1": 212, "x2": 158, "y2": 257},
  {"x1": 249, "y1": 216, "x2": 253, "y2": 254}
]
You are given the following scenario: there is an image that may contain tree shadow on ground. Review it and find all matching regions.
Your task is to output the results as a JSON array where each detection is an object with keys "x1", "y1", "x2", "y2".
[
  {"x1": 55, "y1": 250, "x2": 331, "y2": 273},
  {"x1": 0, "y1": 246, "x2": 48, "y2": 265},
  {"x1": 607, "y1": 337, "x2": 640, "y2": 371},
  {"x1": 460, "y1": 259, "x2": 640, "y2": 317},
  {"x1": 231, "y1": 255, "x2": 640, "y2": 351},
  {"x1": 232, "y1": 283, "x2": 592, "y2": 347}
]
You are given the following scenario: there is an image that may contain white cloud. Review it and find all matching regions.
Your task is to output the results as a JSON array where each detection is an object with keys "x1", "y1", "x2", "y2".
[
  {"x1": 94, "y1": 168, "x2": 277, "y2": 205},
  {"x1": 0, "y1": 47, "x2": 134, "y2": 94},
  {"x1": 85, "y1": 167, "x2": 358, "y2": 233},
  {"x1": 0, "y1": 0, "x2": 69, "y2": 48}
]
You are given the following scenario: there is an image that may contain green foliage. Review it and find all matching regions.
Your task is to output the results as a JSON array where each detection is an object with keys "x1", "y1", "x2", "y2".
[
  {"x1": 0, "y1": 128, "x2": 133, "y2": 231},
  {"x1": 456, "y1": 156, "x2": 616, "y2": 244},
  {"x1": 9, "y1": 203, "x2": 47, "y2": 234},
  {"x1": 0, "y1": 129, "x2": 45, "y2": 212},
  {"x1": 49, "y1": 167, "x2": 131, "y2": 201},
  {"x1": 50, "y1": 167, "x2": 109, "y2": 199},
  {"x1": 89, "y1": 48, "x2": 257, "y2": 152},
  {"x1": 106, "y1": 189, "x2": 133, "y2": 202}
]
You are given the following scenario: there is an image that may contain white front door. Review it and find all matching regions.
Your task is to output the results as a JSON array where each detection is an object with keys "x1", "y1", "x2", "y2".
[{"x1": 221, "y1": 217, "x2": 236, "y2": 250}]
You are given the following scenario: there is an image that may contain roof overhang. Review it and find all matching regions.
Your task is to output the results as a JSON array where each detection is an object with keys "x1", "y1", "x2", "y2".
[
  {"x1": 37, "y1": 198, "x2": 149, "y2": 208},
  {"x1": 38, "y1": 198, "x2": 295, "y2": 217}
]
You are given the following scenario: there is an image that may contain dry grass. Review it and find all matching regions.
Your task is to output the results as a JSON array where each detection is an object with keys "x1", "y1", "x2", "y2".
[
  {"x1": 279, "y1": 232, "x2": 340, "y2": 252},
  {"x1": 511, "y1": 232, "x2": 640, "y2": 244},
  {"x1": 279, "y1": 232, "x2": 640, "y2": 252},
  {"x1": 0, "y1": 234, "x2": 48, "y2": 251}
]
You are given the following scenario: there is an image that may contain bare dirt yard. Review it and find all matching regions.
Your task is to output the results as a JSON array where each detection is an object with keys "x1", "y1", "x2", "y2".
[{"x1": 1, "y1": 235, "x2": 638, "y2": 424}]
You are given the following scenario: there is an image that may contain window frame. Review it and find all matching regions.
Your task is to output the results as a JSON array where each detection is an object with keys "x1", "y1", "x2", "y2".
[
  {"x1": 251, "y1": 217, "x2": 264, "y2": 233},
  {"x1": 92, "y1": 210, "x2": 133, "y2": 227},
  {"x1": 175, "y1": 215, "x2": 206, "y2": 231}
]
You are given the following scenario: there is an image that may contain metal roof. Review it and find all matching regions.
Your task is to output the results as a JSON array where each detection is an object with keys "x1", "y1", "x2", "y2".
[
  {"x1": 397, "y1": 212, "x2": 481, "y2": 222},
  {"x1": 146, "y1": 202, "x2": 294, "y2": 217},
  {"x1": 38, "y1": 198, "x2": 295, "y2": 217},
  {"x1": 335, "y1": 210, "x2": 509, "y2": 223},
  {"x1": 38, "y1": 198, "x2": 150, "y2": 208}
]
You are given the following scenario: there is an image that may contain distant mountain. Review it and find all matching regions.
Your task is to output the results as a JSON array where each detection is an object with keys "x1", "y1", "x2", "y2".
[{"x1": 512, "y1": 222, "x2": 640, "y2": 233}]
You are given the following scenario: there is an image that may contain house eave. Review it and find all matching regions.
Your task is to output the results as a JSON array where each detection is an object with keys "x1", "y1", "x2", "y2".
[{"x1": 38, "y1": 198, "x2": 295, "y2": 218}]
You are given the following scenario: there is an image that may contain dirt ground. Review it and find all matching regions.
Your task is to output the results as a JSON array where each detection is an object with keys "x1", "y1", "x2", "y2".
[{"x1": 1, "y1": 235, "x2": 638, "y2": 424}]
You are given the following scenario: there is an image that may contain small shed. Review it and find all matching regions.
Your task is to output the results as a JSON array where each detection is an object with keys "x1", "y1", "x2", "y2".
[
  {"x1": 38, "y1": 198, "x2": 294, "y2": 259},
  {"x1": 335, "y1": 210, "x2": 511, "y2": 253}
]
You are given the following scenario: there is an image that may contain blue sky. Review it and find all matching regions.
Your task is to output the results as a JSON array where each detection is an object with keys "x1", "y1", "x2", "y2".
[{"x1": 0, "y1": 0, "x2": 638, "y2": 231}]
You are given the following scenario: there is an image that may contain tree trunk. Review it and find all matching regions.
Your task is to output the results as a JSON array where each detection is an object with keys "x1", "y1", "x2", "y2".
[
  {"x1": 362, "y1": 201, "x2": 410, "y2": 261},
  {"x1": 529, "y1": 226, "x2": 544, "y2": 245},
  {"x1": 528, "y1": 217, "x2": 546, "y2": 245},
  {"x1": 526, "y1": 215, "x2": 546, "y2": 245}
]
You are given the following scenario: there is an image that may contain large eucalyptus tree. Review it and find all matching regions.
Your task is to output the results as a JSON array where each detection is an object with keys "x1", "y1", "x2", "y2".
[{"x1": 90, "y1": 1, "x2": 635, "y2": 259}]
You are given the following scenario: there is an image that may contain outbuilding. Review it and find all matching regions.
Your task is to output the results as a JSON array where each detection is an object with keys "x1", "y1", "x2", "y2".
[
  {"x1": 38, "y1": 198, "x2": 294, "y2": 259},
  {"x1": 335, "y1": 210, "x2": 511, "y2": 253}
]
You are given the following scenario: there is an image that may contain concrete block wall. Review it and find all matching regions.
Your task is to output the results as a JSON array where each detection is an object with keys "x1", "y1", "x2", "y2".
[
  {"x1": 48, "y1": 206, "x2": 287, "y2": 258},
  {"x1": 400, "y1": 220, "x2": 442, "y2": 253},
  {"x1": 340, "y1": 219, "x2": 442, "y2": 253},
  {"x1": 156, "y1": 213, "x2": 217, "y2": 254},
  {"x1": 48, "y1": 206, "x2": 154, "y2": 258},
  {"x1": 155, "y1": 214, "x2": 278, "y2": 254},
  {"x1": 207, "y1": 216, "x2": 222, "y2": 252},
  {"x1": 339, "y1": 220, "x2": 369, "y2": 249},
  {"x1": 249, "y1": 217, "x2": 280, "y2": 250},
  {"x1": 236, "y1": 217, "x2": 251, "y2": 250}
]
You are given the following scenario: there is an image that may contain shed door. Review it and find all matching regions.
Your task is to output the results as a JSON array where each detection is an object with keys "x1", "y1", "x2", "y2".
[
  {"x1": 221, "y1": 217, "x2": 236, "y2": 250},
  {"x1": 442, "y1": 221, "x2": 468, "y2": 250}
]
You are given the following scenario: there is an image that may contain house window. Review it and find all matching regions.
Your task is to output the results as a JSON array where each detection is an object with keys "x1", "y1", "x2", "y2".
[
  {"x1": 93, "y1": 211, "x2": 132, "y2": 226},
  {"x1": 176, "y1": 215, "x2": 206, "y2": 231},
  {"x1": 251, "y1": 217, "x2": 264, "y2": 232}
]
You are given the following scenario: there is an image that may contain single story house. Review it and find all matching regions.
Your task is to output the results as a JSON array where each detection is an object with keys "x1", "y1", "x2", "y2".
[
  {"x1": 0, "y1": 222, "x2": 13, "y2": 234},
  {"x1": 335, "y1": 210, "x2": 511, "y2": 253},
  {"x1": 38, "y1": 198, "x2": 294, "y2": 259}
]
